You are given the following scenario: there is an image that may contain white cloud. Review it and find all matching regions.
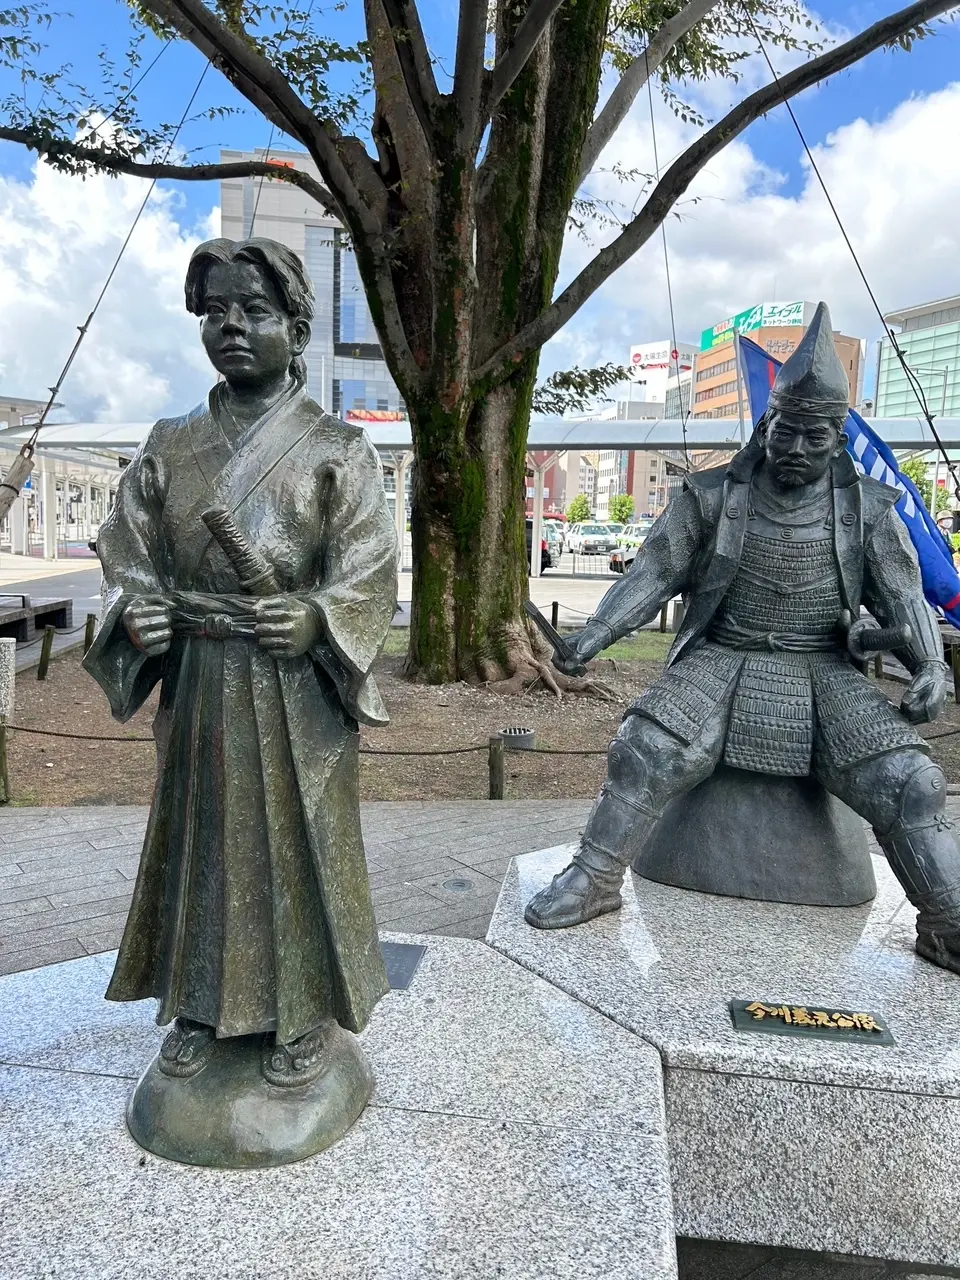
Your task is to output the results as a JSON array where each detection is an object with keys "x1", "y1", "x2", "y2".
[
  {"x1": 0, "y1": 154, "x2": 217, "y2": 422},
  {"x1": 545, "y1": 76, "x2": 960, "y2": 395}
]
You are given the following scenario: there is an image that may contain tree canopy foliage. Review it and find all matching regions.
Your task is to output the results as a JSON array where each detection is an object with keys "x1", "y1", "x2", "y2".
[{"x1": 0, "y1": 0, "x2": 955, "y2": 689}]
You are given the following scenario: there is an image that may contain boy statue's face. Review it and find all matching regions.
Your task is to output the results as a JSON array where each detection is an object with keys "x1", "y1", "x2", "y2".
[{"x1": 199, "y1": 260, "x2": 307, "y2": 391}]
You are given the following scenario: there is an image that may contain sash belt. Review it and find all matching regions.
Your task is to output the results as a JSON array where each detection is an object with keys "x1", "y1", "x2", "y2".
[
  {"x1": 171, "y1": 611, "x2": 259, "y2": 640},
  {"x1": 708, "y1": 618, "x2": 843, "y2": 653},
  {"x1": 167, "y1": 593, "x2": 261, "y2": 641}
]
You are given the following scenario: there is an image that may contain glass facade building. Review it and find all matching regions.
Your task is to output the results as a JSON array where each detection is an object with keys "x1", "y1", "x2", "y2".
[
  {"x1": 220, "y1": 148, "x2": 405, "y2": 420},
  {"x1": 876, "y1": 297, "x2": 960, "y2": 419}
]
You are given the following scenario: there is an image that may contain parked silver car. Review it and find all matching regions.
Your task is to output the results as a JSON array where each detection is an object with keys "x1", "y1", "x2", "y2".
[{"x1": 567, "y1": 522, "x2": 620, "y2": 555}]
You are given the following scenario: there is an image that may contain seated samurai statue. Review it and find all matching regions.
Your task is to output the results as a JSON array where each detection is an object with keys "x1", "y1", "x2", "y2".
[
  {"x1": 84, "y1": 238, "x2": 397, "y2": 1089},
  {"x1": 526, "y1": 302, "x2": 960, "y2": 977}
]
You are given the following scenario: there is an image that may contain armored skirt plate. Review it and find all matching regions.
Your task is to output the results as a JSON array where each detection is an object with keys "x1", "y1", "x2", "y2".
[{"x1": 126, "y1": 1022, "x2": 374, "y2": 1169}]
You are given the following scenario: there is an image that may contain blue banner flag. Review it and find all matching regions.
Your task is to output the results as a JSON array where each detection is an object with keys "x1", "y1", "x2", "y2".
[{"x1": 734, "y1": 332, "x2": 960, "y2": 627}]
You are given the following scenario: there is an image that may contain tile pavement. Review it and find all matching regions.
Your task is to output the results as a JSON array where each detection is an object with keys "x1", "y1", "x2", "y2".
[{"x1": 0, "y1": 800, "x2": 592, "y2": 977}]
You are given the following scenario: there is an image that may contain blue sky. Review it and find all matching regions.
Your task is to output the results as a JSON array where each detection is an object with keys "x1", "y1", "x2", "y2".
[
  {"x1": 1, "y1": 1, "x2": 959, "y2": 419},
  {"x1": 7, "y1": 1, "x2": 957, "y2": 218}
]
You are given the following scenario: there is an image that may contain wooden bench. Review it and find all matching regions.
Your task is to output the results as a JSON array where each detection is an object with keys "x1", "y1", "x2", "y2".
[{"x1": 0, "y1": 596, "x2": 73, "y2": 642}]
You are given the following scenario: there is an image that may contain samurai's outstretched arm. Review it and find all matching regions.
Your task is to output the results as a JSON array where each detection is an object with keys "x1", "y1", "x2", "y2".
[{"x1": 564, "y1": 490, "x2": 701, "y2": 668}]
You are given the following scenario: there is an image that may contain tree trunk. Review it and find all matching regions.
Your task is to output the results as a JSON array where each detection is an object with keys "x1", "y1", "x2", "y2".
[
  {"x1": 405, "y1": 364, "x2": 538, "y2": 685},
  {"x1": 364, "y1": 0, "x2": 611, "y2": 688}
]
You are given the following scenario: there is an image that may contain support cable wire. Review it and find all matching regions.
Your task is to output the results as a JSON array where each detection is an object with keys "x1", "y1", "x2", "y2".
[
  {"x1": 22, "y1": 59, "x2": 211, "y2": 458},
  {"x1": 743, "y1": 6, "x2": 960, "y2": 501},
  {"x1": 247, "y1": 122, "x2": 277, "y2": 236},
  {"x1": 87, "y1": 38, "x2": 172, "y2": 143},
  {"x1": 640, "y1": 9, "x2": 691, "y2": 469}
]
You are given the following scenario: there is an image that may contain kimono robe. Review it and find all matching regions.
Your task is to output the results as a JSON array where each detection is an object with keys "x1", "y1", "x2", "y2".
[{"x1": 84, "y1": 384, "x2": 398, "y2": 1044}]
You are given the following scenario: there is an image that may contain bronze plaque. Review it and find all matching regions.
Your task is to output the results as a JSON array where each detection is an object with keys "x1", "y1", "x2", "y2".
[
  {"x1": 730, "y1": 999, "x2": 894, "y2": 1046},
  {"x1": 380, "y1": 941, "x2": 427, "y2": 990}
]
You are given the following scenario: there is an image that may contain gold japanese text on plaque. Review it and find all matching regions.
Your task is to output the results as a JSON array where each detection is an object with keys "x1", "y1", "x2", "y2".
[{"x1": 730, "y1": 1000, "x2": 894, "y2": 1045}]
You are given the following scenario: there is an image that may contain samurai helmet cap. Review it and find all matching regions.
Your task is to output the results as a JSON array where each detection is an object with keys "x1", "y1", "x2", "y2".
[{"x1": 767, "y1": 301, "x2": 849, "y2": 417}]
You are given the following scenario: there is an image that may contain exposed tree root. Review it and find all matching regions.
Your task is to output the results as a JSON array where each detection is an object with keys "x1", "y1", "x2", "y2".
[
  {"x1": 477, "y1": 624, "x2": 616, "y2": 701},
  {"x1": 403, "y1": 617, "x2": 615, "y2": 700}
]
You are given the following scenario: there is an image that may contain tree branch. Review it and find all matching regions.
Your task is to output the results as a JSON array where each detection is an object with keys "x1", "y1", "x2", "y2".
[
  {"x1": 474, "y1": 0, "x2": 960, "y2": 388},
  {"x1": 379, "y1": 0, "x2": 439, "y2": 145},
  {"x1": 136, "y1": 0, "x2": 427, "y2": 389},
  {"x1": 486, "y1": 0, "x2": 568, "y2": 118},
  {"x1": 578, "y1": 0, "x2": 722, "y2": 183},
  {"x1": 0, "y1": 129, "x2": 339, "y2": 213},
  {"x1": 453, "y1": 0, "x2": 488, "y2": 145},
  {"x1": 140, "y1": 0, "x2": 381, "y2": 236}
]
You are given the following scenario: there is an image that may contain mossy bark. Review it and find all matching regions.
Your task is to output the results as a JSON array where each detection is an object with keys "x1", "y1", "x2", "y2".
[{"x1": 359, "y1": 0, "x2": 611, "y2": 685}]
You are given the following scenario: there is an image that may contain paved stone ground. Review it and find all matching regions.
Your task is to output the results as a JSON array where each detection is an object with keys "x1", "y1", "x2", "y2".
[
  {"x1": 0, "y1": 800, "x2": 591, "y2": 977},
  {"x1": 3, "y1": 799, "x2": 958, "y2": 1280}
]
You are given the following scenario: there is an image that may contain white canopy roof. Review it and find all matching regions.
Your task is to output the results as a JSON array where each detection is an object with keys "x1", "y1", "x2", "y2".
[{"x1": 4, "y1": 415, "x2": 960, "y2": 455}]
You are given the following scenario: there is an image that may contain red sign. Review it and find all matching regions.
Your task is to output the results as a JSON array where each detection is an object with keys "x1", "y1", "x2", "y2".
[{"x1": 345, "y1": 409, "x2": 406, "y2": 422}]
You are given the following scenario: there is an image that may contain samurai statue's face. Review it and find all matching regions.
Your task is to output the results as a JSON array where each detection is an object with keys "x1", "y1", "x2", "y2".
[
  {"x1": 199, "y1": 260, "x2": 309, "y2": 391},
  {"x1": 761, "y1": 409, "x2": 847, "y2": 489}
]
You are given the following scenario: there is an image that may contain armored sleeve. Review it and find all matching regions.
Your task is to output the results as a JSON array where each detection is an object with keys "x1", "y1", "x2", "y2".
[
  {"x1": 578, "y1": 488, "x2": 701, "y2": 655},
  {"x1": 863, "y1": 504, "x2": 944, "y2": 674}
]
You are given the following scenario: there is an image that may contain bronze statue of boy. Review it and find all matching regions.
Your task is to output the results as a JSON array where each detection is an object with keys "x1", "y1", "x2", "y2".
[
  {"x1": 85, "y1": 238, "x2": 398, "y2": 1166},
  {"x1": 527, "y1": 303, "x2": 960, "y2": 978}
]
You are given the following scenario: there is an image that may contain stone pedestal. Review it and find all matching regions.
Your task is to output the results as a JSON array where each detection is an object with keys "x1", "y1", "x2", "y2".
[
  {"x1": 0, "y1": 933, "x2": 676, "y2": 1279},
  {"x1": 489, "y1": 845, "x2": 960, "y2": 1271},
  {"x1": 634, "y1": 764, "x2": 876, "y2": 907}
]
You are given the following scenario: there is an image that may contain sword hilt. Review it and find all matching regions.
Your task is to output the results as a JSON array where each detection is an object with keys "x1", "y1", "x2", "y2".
[
  {"x1": 846, "y1": 616, "x2": 912, "y2": 662},
  {"x1": 523, "y1": 600, "x2": 587, "y2": 677},
  {"x1": 201, "y1": 507, "x2": 279, "y2": 597}
]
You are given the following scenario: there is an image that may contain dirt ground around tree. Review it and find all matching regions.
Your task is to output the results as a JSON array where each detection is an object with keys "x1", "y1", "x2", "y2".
[{"x1": 7, "y1": 635, "x2": 960, "y2": 806}]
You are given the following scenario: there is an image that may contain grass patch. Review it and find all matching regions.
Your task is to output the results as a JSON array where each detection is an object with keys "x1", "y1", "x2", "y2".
[
  {"x1": 381, "y1": 626, "x2": 671, "y2": 663},
  {"x1": 382, "y1": 628, "x2": 410, "y2": 656},
  {"x1": 600, "y1": 631, "x2": 672, "y2": 662}
]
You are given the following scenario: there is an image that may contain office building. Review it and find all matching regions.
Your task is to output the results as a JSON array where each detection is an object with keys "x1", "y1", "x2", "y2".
[
  {"x1": 664, "y1": 369, "x2": 692, "y2": 419},
  {"x1": 876, "y1": 295, "x2": 960, "y2": 419},
  {"x1": 693, "y1": 301, "x2": 863, "y2": 420},
  {"x1": 220, "y1": 148, "x2": 405, "y2": 421},
  {"x1": 595, "y1": 343, "x2": 698, "y2": 518}
]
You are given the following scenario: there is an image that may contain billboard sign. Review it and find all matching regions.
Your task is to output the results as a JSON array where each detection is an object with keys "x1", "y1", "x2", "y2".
[
  {"x1": 629, "y1": 341, "x2": 696, "y2": 370},
  {"x1": 700, "y1": 301, "x2": 811, "y2": 351}
]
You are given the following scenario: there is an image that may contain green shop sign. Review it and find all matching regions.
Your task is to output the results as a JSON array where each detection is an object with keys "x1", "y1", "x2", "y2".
[{"x1": 700, "y1": 301, "x2": 808, "y2": 351}]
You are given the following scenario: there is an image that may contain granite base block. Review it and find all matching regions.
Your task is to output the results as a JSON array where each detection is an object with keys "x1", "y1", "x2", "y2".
[
  {"x1": 666, "y1": 1069, "x2": 960, "y2": 1267},
  {"x1": 488, "y1": 845, "x2": 960, "y2": 1268},
  {"x1": 0, "y1": 933, "x2": 676, "y2": 1280}
]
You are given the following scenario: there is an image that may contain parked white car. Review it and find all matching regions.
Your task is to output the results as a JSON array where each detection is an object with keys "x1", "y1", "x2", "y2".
[
  {"x1": 567, "y1": 522, "x2": 620, "y2": 555},
  {"x1": 609, "y1": 519, "x2": 656, "y2": 573}
]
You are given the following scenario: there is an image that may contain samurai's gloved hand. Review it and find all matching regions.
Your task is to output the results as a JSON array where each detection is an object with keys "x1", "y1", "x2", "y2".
[
  {"x1": 122, "y1": 596, "x2": 172, "y2": 656},
  {"x1": 552, "y1": 621, "x2": 614, "y2": 677},
  {"x1": 255, "y1": 596, "x2": 322, "y2": 659},
  {"x1": 901, "y1": 661, "x2": 948, "y2": 725}
]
